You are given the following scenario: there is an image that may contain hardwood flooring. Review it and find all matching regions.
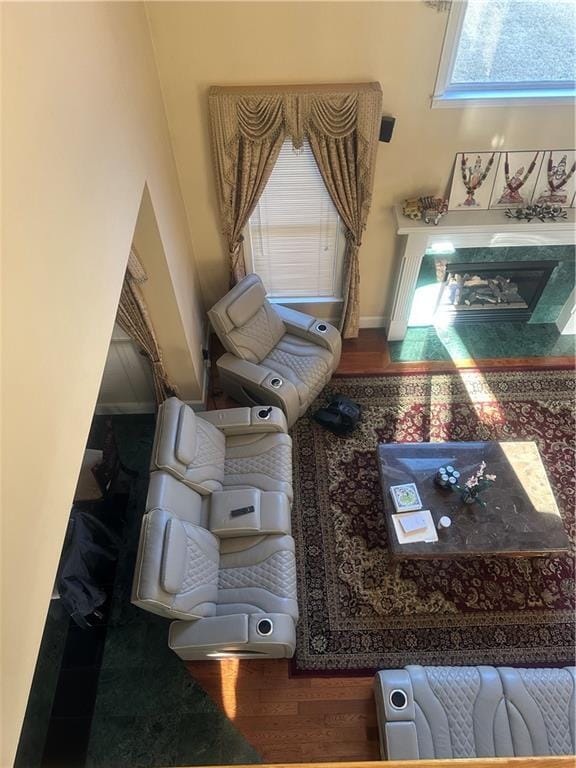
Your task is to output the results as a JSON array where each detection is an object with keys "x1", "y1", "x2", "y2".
[
  {"x1": 191, "y1": 329, "x2": 574, "y2": 764},
  {"x1": 335, "y1": 328, "x2": 574, "y2": 376},
  {"x1": 185, "y1": 659, "x2": 379, "y2": 763}
]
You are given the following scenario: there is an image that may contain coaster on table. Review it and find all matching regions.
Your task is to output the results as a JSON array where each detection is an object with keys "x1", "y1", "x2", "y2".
[{"x1": 390, "y1": 483, "x2": 422, "y2": 513}]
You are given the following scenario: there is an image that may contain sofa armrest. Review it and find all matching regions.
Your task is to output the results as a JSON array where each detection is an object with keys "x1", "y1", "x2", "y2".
[
  {"x1": 169, "y1": 614, "x2": 249, "y2": 650},
  {"x1": 168, "y1": 613, "x2": 296, "y2": 660},
  {"x1": 209, "y1": 489, "x2": 291, "y2": 537},
  {"x1": 216, "y1": 353, "x2": 299, "y2": 427},
  {"x1": 384, "y1": 723, "x2": 420, "y2": 761},
  {"x1": 374, "y1": 670, "x2": 419, "y2": 760},
  {"x1": 274, "y1": 304, "x2": 341, "y2": 360},
  {"x1": 209, "y1": 489, "x2": 262, "y2": 537},
  {"x1": 198, "y1": 405, "x2": 288, "y2": 435}
]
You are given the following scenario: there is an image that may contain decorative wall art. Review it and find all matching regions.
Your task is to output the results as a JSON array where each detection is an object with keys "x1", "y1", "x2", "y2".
[
  {"x1": 448, "y1": 152, "x2": 497, "y2": 211},
  {"x1": 489, "y1": 151, "x2": 543, "y2": 209},
  {"x1": 532, "y1": 150, "x2": 576, "y2": 207},
  {"x1": 448, "y1": 150, "x2": 576, "y2": 212}
]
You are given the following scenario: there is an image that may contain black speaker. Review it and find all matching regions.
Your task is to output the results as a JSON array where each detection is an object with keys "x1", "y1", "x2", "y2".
[{"x1": 379, "y1": 116, "x2": 396, "y2": 143}]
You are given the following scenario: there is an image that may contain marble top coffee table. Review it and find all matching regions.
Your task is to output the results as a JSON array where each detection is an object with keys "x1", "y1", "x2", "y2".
[{"x1": 377, "y1": 441, "x2": 570, "y2": 560}]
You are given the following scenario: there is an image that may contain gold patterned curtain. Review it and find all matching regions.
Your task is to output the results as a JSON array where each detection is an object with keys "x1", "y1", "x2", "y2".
[
  {"x1": 117, "y1": 249, "x2": 180, "y2": 406},
  {"x1": 208, "y1": 83, "x2": 382, "y2": 337}
]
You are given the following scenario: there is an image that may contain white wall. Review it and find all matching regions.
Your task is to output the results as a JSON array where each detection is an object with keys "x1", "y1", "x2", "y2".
[
  {"x1": 1, "y1": 4, "x2": 204, "y2": 764},
  {"x1": 96, "y1": 325, "x2": 156, "y2": 414},
  {"x1": 146, "y1": 1, "x2": 575, "y2": 324}
]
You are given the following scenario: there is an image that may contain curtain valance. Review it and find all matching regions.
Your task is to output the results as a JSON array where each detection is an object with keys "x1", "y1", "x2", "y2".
[
  {"x1": 210, "y1": 83, "x2": 381, "y2": 147},
  {"x1": 209, "y1": 82, "x2": 383, "y2": 337}
]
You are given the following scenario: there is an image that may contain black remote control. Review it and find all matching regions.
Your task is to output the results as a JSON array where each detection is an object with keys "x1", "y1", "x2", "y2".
[{"x1": 230, "y1": 505, "x2": 255, "y2": 518}]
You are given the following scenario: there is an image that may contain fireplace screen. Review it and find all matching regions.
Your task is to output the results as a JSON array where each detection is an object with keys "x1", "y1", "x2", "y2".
[{"x1": 436, "y1": 260, "x2": 559, "y2": 323}]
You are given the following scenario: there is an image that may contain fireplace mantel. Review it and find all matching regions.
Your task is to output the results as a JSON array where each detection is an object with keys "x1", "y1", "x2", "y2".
[{"x1": 387, "y1": 205, "x2": 576, "y2": 341}]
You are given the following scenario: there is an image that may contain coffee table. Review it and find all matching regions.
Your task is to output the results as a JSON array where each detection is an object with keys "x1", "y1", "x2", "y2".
[{"x1": 377, "y1": 441, "x2": 570, "y2": 559}]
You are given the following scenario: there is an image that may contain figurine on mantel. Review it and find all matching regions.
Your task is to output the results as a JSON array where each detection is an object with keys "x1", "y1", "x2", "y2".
[
  {"x1": 402, "y1": 195, "x2": 448, "y2": 225},
  {"x1": 505, "y1": 204, "x2": 568, "y2": 222}
]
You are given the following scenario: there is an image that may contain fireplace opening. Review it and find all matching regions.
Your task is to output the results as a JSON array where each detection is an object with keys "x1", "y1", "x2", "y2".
[{"x1": 436, "y1": 260, "x2": 559, "y2": 323}]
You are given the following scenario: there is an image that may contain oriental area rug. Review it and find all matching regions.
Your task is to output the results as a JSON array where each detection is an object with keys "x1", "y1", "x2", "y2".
[{"x1": 291, "y1": 369, "x2": 575, "y2": 672}]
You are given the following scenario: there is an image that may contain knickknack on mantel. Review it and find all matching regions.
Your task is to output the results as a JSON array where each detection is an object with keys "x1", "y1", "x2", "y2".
[{"x1": 386, "y1": 205, "x2": 576, "y2": 342}]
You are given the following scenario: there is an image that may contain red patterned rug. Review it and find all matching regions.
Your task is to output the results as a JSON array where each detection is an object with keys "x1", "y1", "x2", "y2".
[{"x1": 292, "y1": 369, "x2": 575, "y2": 672}]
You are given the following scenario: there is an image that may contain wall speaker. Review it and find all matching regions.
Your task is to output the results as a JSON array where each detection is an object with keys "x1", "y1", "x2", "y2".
[{"x1": 379, "y1": 116, "x2": 396, "y2": 143}]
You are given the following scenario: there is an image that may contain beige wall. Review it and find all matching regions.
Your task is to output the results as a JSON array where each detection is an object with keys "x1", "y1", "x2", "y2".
[
  {"x1": 147, "y1": 0, "x2": 575, "y2": 323},
  {"x1": 1, "y1": 4, "x2": 204, "y2": 765}
]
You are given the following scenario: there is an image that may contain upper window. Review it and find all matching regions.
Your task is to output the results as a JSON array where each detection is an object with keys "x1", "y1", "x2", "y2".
[
  {"x1": 433, "y1": 0, "x2": 576, "y2": 107},
  {"x1": 244, "y1": 139, "x2": 345, "y2": 301}
]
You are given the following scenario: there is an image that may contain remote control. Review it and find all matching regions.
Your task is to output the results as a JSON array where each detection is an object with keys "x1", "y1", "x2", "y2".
[{"x1": 230, "y1": 505, "x2": 255, "y2": 518}]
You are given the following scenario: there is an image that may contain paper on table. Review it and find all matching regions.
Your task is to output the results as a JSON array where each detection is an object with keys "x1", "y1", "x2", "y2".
[
  {"x1": 399, "y1": 513, "x2": 428, "y2": 534},
  {"x1": 392, "y1": 510, "x2": 438, "y2": 544}
]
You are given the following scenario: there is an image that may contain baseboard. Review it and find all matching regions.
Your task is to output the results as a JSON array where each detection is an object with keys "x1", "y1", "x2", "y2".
[{"x1": 359, "y1": 316, "x2": 387, "y2": 329}]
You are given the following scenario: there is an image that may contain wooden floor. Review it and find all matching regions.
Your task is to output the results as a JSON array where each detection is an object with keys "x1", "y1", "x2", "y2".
[
  {"x1": 186, "y1": 659, "x2": 379, "y2": 763},
  {"x1": 193, "y1": 329, "x2": 574, "y2": 764},
  {"x1": 335, "y1": 328, "x2": 574, "y2": 376}
]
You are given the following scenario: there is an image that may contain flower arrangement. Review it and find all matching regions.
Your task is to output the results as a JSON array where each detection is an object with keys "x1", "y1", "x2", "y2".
[{"x1": 457, "y1": 461, "x2": 496, "y2": 507}]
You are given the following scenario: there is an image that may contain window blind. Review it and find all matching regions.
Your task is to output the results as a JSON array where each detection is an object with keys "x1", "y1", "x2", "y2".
[{"x1": 246, "y1": 139, "x2": 344, "y2": 299}]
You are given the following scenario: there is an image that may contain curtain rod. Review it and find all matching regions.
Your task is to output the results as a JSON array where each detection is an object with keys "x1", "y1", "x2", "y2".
[{"x1": 209, "y1": 82, "x2": 382, "y2": 96}]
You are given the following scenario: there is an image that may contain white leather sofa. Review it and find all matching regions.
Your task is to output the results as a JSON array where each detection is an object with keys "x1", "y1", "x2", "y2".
[
  {"x1": 374, "y1": 665, "x2": 576, "y2": 760},
  {"x1": 131, "y1": 397, "x2": 298, "y2": 659},
  {"x1": 208, "y1": 274, "x2": 341, "y2": 428}
]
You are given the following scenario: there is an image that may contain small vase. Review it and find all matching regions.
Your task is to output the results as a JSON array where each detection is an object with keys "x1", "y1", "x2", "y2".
[{"x1": 460, "y1": 488, "x2": 477, "y2": 505}]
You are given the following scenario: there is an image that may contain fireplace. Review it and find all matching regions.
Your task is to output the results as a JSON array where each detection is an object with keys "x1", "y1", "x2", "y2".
[{"x1": 436, "y1": 260, "x2": 559, "y2": 323}]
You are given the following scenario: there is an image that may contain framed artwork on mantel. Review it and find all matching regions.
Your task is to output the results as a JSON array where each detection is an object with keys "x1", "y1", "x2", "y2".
[
  {"x1": 448, "y1": 152, "x2": 497, "y2": 211},
  {"x1": 447, "y1": 150, "x2": 576, "y2": 212},
  {"x1": 488, "y1": 151, "x2": 543, "y2": 209},
  {"x1": 531, "y1": 150, "x2": 576, "y2": 208}
]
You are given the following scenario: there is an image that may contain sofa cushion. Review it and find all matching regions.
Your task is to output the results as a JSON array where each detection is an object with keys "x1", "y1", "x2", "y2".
[
  {"x1": 264, "y1": 333, "x2": 333, "y2": 406},
  {"x1": 218, "y1": 534, "x2": 298, "y2": 621},
  {"x1": 224, "y1": 432, "x2": 293, "y2": 502},
  {"x1": 132, "y1": 508, "x2": 219, "y2": 621},
  {"x1": 227, "y1": 278, "x2": 266, "y2": 327},
  {"x1": 498, "y1": 667, "x2": 576, "y2": 756},
  {"x1": 152, "y1": 398, "x2": 225, "y2": 494}
]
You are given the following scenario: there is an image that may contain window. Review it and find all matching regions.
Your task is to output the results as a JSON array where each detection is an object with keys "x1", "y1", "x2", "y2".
[
  {"x1": 245, "y1": 139, "x2": 345, "y2": 301},
  {"x1": 433, "y1": 0, "x2": 576, "y2": 107}
]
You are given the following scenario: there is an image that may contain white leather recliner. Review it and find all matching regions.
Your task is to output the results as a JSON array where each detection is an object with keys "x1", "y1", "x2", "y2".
[
  {"x1": 374, "y1": 665, "x2": 576, "y2": 760},
  {"x1": 131, "y1": 397, "x2": 298, "y2": 659},
  {"x1": 208, "y1": 274, "x2": 342, "y2": 428}
]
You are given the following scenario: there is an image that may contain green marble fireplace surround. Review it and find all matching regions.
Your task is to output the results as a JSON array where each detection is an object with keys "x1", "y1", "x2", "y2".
[
  {"x1": 393, "y1": 244, "x2": 575, "y2": 362},
  {"x1": 411, "y1": 245, "x2": 575, "y2": 327},
  {"x1": 392, "y1": 244, "x2": 575, "y2": 362},
  {"x1": 388, "y1": 206, "x2": 575, "y2": 362}
]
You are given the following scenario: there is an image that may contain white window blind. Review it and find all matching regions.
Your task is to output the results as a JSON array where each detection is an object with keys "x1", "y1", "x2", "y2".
[{"x1": 246, "y1": 139, "x2": 344, "y2": 299}]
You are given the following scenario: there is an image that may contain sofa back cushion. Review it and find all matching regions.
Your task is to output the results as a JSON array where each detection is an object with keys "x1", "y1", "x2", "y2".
[
  {"x1": 208, "y1": 274, "x2": 284, "y2": 363},
  {"x1": 131, "y1": 508, "x2": 219, "y2": 621},
  {"x1": 151, "y1": 397, "x2": 225, "y2": 494}
]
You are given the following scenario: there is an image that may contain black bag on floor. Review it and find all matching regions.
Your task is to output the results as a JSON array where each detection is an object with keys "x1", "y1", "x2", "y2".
[
  {"x1": 313, "y1": 394, "x2": 361, "y2": 436},
  {"x1": 57, "y1": 509, "x2": 120, "y2": 628}
]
